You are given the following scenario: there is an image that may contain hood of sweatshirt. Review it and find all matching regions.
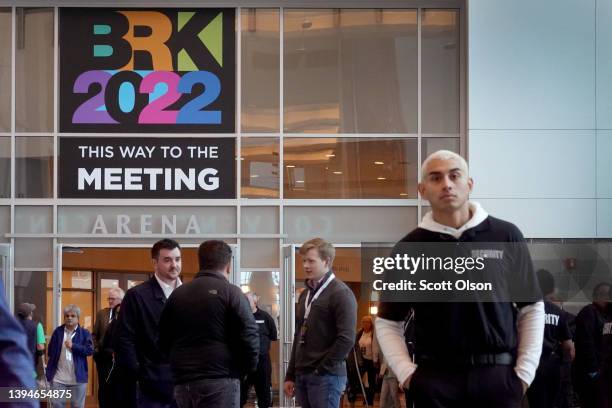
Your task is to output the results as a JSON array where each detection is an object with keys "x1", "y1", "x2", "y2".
[{"x1": 418, "y1": 201, "x2": 488, "y2": 239}]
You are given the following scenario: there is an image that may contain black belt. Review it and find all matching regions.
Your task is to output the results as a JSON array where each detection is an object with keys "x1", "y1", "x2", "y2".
[{"x1": 418, "y1": 352, "x2": 514, "y2": 366}]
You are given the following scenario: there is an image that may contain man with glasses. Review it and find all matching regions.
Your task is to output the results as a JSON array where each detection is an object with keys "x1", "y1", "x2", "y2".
[{"x1": 93, "y1": 287, "x2": 124, "y2": 408}]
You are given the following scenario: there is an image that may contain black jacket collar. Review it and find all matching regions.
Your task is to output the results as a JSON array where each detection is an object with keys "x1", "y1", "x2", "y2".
[{"x1": 195, "y1": 269, "x2": 227, "y2": 280}]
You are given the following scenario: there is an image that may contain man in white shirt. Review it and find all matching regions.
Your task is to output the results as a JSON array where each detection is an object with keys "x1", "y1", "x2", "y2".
[{"x1": 117, "y1": 239, "x2": 182, "y2": 408}]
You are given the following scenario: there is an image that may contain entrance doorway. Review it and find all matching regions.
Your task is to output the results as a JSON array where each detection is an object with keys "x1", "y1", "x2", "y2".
[{"x1": 57, "y1": 244, "x2": 246, "y2": 407}]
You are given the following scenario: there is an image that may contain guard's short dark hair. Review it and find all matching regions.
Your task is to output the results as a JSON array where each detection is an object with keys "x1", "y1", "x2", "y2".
[
  {"x1": 151, "y1": 239, "x2": 181, "y2": 260},
  {"x1": 592, "y1": 282, "x2": 611, "y2": 301},
  {"x1": 198, "y1": 240, "x2": 232, "y2": 271},
  {"x1": 536, "y1": 269, "x2": 555, "y2": 297}
]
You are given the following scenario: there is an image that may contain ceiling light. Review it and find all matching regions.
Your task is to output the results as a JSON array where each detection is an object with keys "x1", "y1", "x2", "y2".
[
  {"x1": 251, "y1": 174, "x2": 259, "y2": 178},
  {"x1": 400, "y1": 193, "x2": 408, "y2": 196},
  {"x1": 286, "y1": 165, "x2": 295, "y2": 168},
  {"x1": 374, "y1": 161, "x2": 384, "y2": 165},
  {"x1": 377, "y1": 177, "x2": 386, "y2": 180},
  {"x1": 333, "y1": 171, "x2": 342, "y2": 175},
  {"x1": 326, "y1": 154, "x2": 336, "y2": 158},
  {"x1": 296, "y1": 180, "x2": 304, "y2": 183}
]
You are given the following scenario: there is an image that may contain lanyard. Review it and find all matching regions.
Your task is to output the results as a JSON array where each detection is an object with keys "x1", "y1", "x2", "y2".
[
  {"x1": 304, "y1": 273, "x2": 335, "y2": 320},
  {"x1": 64, "y1": 329, "x2": 77, "y2": 361}
]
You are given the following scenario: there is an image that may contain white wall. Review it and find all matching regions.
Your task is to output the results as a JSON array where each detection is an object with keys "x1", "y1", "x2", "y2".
[{"x1": 468, "y1": 0, "x2": 611, "y2": 237}]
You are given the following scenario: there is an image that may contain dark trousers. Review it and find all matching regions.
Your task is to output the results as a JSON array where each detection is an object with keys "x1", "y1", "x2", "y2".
[
  {"x1": 362, "y1": 358, "x2": 377, "y2": 405},
  {"x1": 409, "y1": 364, "x2": 523, "y2": 408},
  {"x1": 573, "y1": 369, "x2": 610, "y2": 408},
  {"x1": 175, "y1": 377, "x2": 240, "y2": 408},
  {"x1": 138, "y1": 380, "x2": 177, "y2": 408},
  {"x1": 240, "y1": 354, "x2": 272, "y2": 407},
  {"x1": 527, "y1": 354, "x2": 561, "y2": 408},
  {"x1": 94, "y1": 352, "x2": 112, "y2": 408}
]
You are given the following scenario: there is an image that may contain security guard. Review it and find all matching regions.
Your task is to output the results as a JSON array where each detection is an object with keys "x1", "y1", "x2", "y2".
[
  {"x1": 240, "y1": 292, "x2": 277, "y2": 408},
  {"x1": 573, "y1": 282, "x2": 611, "y2": 408},
  {"x1": 600, "y1": 302, "x2": 612, "y2": 407},
  {"x1": 376, "y1": 150, "x2": 545, "y2": 408},
  {"x1": 526, "y1": 269, "x2": 574, "y2": 408}
]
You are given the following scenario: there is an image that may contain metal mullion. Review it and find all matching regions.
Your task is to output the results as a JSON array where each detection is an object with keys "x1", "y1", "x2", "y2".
[
  {"x1": 236, "y1": 7, "x2": 242, "y2": 255},
  {"x1": 56, "y1": 133, "x2": 238, "y2": 138},
  {"x1": 241, "y1": 132, "x2": 282, "y2": 137},
  {"x1": 279, "y1": 7, "x2": 284, "y2": 249},
  {"x1": 14, "y1": 267, "x2": 51, "y2": 272},
  {"x1": 8, "y1": 233, "x2": 287, "y2": 239},
  {"x1": 279, "y1": 10, "x2": 286, "y2": 404},
  {"x1": 55, "y1": 199, "x2": 240, "y2": 206},
  {"x1": 13, "y1": 132, "x2": 55, "y2": 137},
  {"x1": 10, "y1": 7, "x2": 14, "y2": 277},
  {"x1": 417, "y1": 7, "x2": 422, "y2": 223},
  {"x1": 283, "y1": 199, "x2": 419, "y2": 206},
  {"x1": 0, "y1": 1, "x2": 462, "y2": 7},
  {"x1": 53, "y1": 6, "x2": 58, "y2": 206},
  {"x1": 10, "y1": 6, "x2": 15, "y2": 203},
  {"x1": 459, "y1": 2, "x2": 467, "y2": 160},
  {"x1": 282, "y1": 133, "x2": 419, "y2": 138},
  {"x1": 421, "y1": 133, "x2": 462, "y2": 138}
]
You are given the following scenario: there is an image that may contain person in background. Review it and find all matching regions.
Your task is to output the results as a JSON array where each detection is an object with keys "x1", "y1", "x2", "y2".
[
  {"x1": 0, "y1": 279, "x2": 37, "y2": 408},
  {"x1": 357, "y1": 316, "x2": 379, "y2": 406},
  {"x1": 16, "y1": 302, "x2": 46, "y2": 379},
  {"x1": 100, "y1": 303, "x2": 122, "y2": 407},
  {"x1": 93, "y1": 287, "x2": 124, "y2": 408},
  {"x1": 117, "y1": 238, "x2": 182, "y2": 408},
  {"x1": 283, "y1": 238, "x2": 357, "y2": 408},
  {"x1": 379, "y1": 351, "x2": 402, "y2": 408},
  {"x1": 346, "y1": 316, "x2": 380, "y2": 407},
  {"x1": 159, "y1": 240, "x2": 259, "y2": 408},
  {"x1": 573, "y1": 282, "x2": 611, "y2": 408},
  {"x1": 240, "y1": 292, "x2": 277, "y2": 408},
  {"x1": 46, "y1": 304, "x2": 94, "y2": 408},
  {"x1": 527, "y1": 269, "x2": 574, "y2": 408}
]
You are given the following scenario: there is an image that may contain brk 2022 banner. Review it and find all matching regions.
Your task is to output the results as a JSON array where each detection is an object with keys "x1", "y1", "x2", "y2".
[{"x1": 60, "y1": 9, "x2": 235, "y2": 133}]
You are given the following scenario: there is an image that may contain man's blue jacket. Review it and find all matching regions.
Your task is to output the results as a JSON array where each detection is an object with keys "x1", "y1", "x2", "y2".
[{"x1": 46, "y1": 324, "x2": 93, "y2": 383}]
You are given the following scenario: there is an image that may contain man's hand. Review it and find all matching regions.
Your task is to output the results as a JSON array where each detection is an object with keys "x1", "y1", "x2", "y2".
[
  {"x1": 64, "y1": 339, "x2": 72, "y2": 350},
  {"x1": 284, "y1": 381, "x2": 295, "y2": 398}
]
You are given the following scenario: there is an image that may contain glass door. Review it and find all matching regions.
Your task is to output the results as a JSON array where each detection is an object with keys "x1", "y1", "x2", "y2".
[
  {"x1": 0, "y1": 243, "x2": 12, "y2": 309},
  {"x1": 280, "y1": 245, "x2": 296, "y2": 406}
]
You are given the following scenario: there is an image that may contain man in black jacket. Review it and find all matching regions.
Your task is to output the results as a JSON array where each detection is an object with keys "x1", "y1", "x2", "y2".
[
  {"x1": 117, "y1": 238, "x2": 183, "y2": 408},
  {"x1": 283, "y1": 238, "x2": 357, "y2": 408},
  {"x1": 159, "y1": 240, "x2": 259, "y2": 408}
]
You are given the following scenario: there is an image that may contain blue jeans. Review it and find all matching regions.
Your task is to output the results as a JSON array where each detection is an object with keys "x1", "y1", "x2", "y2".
[
  {"x1": 51, "y1": 382, "x2": 87, "y2": 408},
  {"x1": 174, "y1": 377, "x2": 240, "y2": 408},
  {"x1": 294, "y1": 372, "x2": 347, "y2": 408}
]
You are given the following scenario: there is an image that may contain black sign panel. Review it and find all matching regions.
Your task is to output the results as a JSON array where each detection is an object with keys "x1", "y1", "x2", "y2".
[
  {"x1": 59, "y1": 137, "x2": 236, "y2": 198},
  {"x1": 59, "y1": 8, "x2": 235, "y2": 133}
]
